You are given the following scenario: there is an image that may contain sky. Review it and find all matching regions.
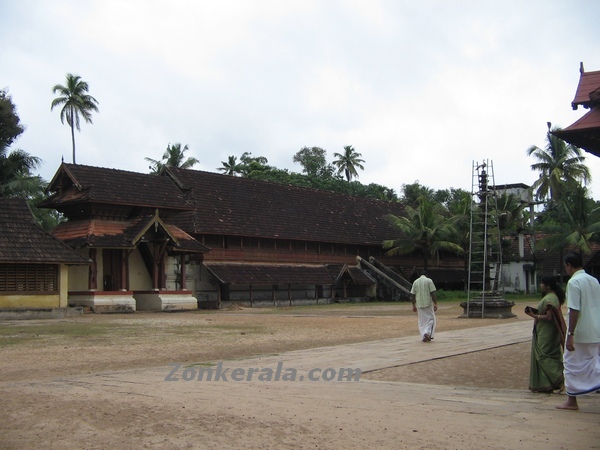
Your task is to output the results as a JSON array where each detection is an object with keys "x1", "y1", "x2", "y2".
[{"x1": 2, "y1": 0, "x2": 600, "y2": 199}]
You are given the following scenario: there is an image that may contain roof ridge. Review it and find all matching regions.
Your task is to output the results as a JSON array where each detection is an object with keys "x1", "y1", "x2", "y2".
[{"x1": 169, "y1": 166, "x2": 397, "y2": 205}]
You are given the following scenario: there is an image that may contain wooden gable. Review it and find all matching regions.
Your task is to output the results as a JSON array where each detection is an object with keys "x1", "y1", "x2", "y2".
[{"x1": 553, "y1": 63, "x2": 600, "y2": 156}]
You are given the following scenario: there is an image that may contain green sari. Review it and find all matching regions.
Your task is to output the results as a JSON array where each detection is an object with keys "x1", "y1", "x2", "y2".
[{"x1": 529, "y1": 293, "x2": 566, "y2": 392}]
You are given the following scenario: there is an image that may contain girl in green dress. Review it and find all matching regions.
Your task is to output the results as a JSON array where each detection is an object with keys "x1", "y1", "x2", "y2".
[{"x1": 525, "y1": 276, "x2": 567, "y2": 393}]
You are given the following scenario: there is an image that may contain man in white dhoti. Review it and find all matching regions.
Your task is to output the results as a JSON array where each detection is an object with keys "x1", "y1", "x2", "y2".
[
  {"x1": 556, "y1": 252, "x2": 600, "y2": 411},
  {"x1": 410, "y1": 271, "x2": 438, "y2": 342}
]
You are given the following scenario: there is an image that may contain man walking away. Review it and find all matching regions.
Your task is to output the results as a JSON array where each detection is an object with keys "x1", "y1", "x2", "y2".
[
  {"x1": 410, "y1": 271, "x2": 438, "y2": 342},
  {"x1": 556, "y1": 252, "x2": 600, "y2": 410}
]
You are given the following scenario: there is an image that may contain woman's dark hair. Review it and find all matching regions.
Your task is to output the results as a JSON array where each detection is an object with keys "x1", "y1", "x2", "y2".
[{"x1": 540, "y1": 275, "x2": 565, "y2": 305}]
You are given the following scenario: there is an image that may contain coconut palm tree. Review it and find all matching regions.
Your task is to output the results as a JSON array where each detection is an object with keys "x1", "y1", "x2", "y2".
[
  {"x1": 332, "y1": 145, "x2": 365, "y2": 182},
  {"x1": 145, "y1": 143, "x2": 199, "y2": 174},
  {"x1": 383, "y1": 195, "x2": 463, "y2": 271},
  {"x1": 0, "y1": 143, "x2": 43, "y2": 198},
  {"x1": 218, "y1": 155, "x2": 243, "y2": 176},
  {"x1": 0, "y1": 143, "x2": 59, "y2": 229},
  {"x1": 51, "y1": 73, "x2": 99, "y2": 164},
  {"x1": 493, "y1": 192, "x2": 530, "y2": 232},
  {"x1": 526, "y1": 123, "x2": 590, "y2": 203},
  {"x1": 538, "y1": 185, "x2": 600, "y2": 255}
]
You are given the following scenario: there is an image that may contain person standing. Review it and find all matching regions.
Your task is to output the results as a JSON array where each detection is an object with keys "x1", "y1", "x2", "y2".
[
  {"x1": 410, "y1": 271, "x2": 438, "y2": 342},
  {"x1": 525, "y1": 276, "x2": 566, "y2": 393},
  {"x1": 556, "y1": 252, "x2": 600, "y2": 410}
]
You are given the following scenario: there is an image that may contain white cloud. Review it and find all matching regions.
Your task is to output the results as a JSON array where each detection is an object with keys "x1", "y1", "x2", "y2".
[{"x1": 2, "y1": 0, "x2": 600, "y2": 198}]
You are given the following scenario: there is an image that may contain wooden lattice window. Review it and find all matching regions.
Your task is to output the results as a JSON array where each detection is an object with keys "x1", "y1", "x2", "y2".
[{"x1": 0, "y1": 264, "x2": 59, "y2": 293}]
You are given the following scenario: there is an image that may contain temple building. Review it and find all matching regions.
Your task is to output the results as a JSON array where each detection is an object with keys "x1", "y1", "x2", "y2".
[{"x1": 39, "y1": 163, "x2": 464, "y2": 311}]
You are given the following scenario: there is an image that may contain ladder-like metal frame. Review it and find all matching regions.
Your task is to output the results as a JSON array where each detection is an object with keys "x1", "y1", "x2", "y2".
[{"x1": 467, "y1": 160, "x2": 504, "y2": 318}]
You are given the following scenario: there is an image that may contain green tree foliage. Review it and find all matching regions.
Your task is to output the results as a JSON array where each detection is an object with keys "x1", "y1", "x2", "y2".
[
  {"x1": 246, "y1": 165, "x2": 396, "y2": 201},
  {"x1": 221, "y1": 149, "x2": 395, "y2": 201},
  {"x1": 400, "y1": 181, "x2": 436, "y2": 207},
  {"x1": 0, "y1": 92, "x2": 43, "y2": 199},
  {"x1": 493, "y1": 192, "x2": 529, "y2": 232},
  {"x1": 0, "y1": 89, "x2": 25, "y2": 148},
  {"x1": 0, "y1": 93, "x2": 60, "y2": 230},
  {"x1": 29, "y1": 191, "x2": 63, "y2": 231},
  {"x1": 332, "y1": 145, "x2": 365, "y2": 181},
  {"x1": 443, "y1": 188, "x2": 472, "y2": 247},
  {"x1": 439, "y1": 188, "x2": 471, "y2": 212},
  {"x1": 293, "y1": 146, "x2": 329, "y2": 177},
  {"x1": 383, "y1": 195, "x2": 463, "y2": 270},
  {"x1": 51, "y1": 73, "x2": 100, "y2": 164},
  {"x1": 537, "y1": 186, "x2": 600, "y2": 254},
  {"x1": 218, "y1": 155, "x2": 243, "y2": 176},
  {"x1": 237, "y1": 152, "x2": 272, "y2": 177},
  {"x1": 0, "y1": 144, "x2": 43, "y2": 197},
  {"x1": 526, "y1": 124, "x2": 590, "y2": 203},
  {"x1": 145, "y1": 143, "x2": 199, "y2": 174}
]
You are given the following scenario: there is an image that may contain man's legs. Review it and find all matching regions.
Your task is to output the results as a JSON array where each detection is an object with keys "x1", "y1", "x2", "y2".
[
  {"x1": 556, "y1": 395, "x2": 578, "y2": 410},
  {"x1": 557, "y1": 343, "x2": 600, "y2": 410},
  {"x1": 418, "y1": 305, "x2": 435, "y2": 342}
]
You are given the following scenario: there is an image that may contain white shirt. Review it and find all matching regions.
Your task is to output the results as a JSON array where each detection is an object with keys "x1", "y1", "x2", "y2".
[
  {"x1": 566, "y1": 269, "x2": 600, "y2": 343},
  {"x1": 410, "y1": 275, "x2": 436, "y2": 309}
]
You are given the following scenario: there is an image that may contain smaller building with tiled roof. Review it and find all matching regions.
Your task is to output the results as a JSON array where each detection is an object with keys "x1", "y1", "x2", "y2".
[
  {"x1": 40, "y1": 164, "x2": 209, "y2": 312},
  {"x1": 0, "y1": 197, "x2": 90, "y2": 309}
]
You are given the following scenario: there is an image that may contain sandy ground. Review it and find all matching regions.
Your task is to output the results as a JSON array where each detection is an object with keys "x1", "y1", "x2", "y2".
[
  {"x1": 0, "y1": 303, "x2": 530, "y2": 387},
  {"x1": 1, "y1": 301, "x2": 597, "y2": 449}
]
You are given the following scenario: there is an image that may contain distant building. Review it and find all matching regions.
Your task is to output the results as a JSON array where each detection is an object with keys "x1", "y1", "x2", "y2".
[{"x1": 493, "y1": 183, "x2": 537, "y2": 293}]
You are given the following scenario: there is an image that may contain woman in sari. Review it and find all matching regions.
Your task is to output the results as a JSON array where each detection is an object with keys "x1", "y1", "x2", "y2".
[{"x1": 525, "y1": 276, "x2": 567, "y2": 393}]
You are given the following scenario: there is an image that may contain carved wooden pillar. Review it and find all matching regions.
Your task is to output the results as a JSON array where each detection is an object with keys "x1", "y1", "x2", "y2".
[
  {"x1": 160, "y1": 247, "x2": 167, "y2": 289},
  {"x1": 120, "y1": 249, "x2": 128, "y2": 291},
  {"x1": 180, "y1": 253, "x2": 187, "y2": 290},
  {"x1": 88, "y1": 248, "x2": 97, "y2": 290},
  {"x1": 152, "y1": 244, "x2": 159, "y2": 290}
]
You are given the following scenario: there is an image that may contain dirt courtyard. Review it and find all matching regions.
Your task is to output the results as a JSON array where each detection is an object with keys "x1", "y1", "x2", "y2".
[
  {"x1": 2, "y1": 301, "x2": 597, "y2": 449},
  {"x1": 0, "y1": 302, "x2": 532, "y2": 388}
]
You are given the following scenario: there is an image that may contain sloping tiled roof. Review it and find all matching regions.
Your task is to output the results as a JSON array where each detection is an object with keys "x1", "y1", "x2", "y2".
[
  {"x1": 0, "y1": 197, "x2": 90, "y2": 264},
  {"x1": 51, "y1": 215, "x2": 209, "y2": 253},
  {"x1": 553, "y1": 108, "x2": 600, "y2": 156},
  {"x1": 163, "y1": 224, "x2": 210, "y2": 253},
  {"x1": 347, "y1": 266, "x2": 375, "y2": 285},
  {"x1": 40, "y1": 163, "x2": 192, "y2": 212},
  {"x1": 327, "y1": 264, "x2": 375, "y2": 285},
  {"x1": 560, "y1": 107, "x2": 600, "y2": 132},
  {"x1": 571, "y1": 67, "x2": 600, "y2": 109},
  {"x1": 204, "y1": 263, "x2": 335, "y2": 285},
  {"x1": 554, "y1": 65, "x2": 600, "y2": 157},
  {"x1": 502, "y1": 233, "x2": 536, "y2": 262},
  {"x1": 52, "y1": 219, "x2": 130, "y2": 248},
  {"x1": 165, "y1": 167, "x2": 405, "y2": 246}
]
